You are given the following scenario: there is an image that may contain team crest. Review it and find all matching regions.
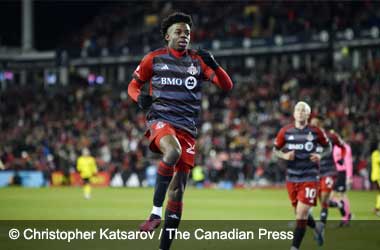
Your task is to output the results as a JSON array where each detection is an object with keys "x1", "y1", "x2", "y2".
[
  {"x1": 185, "y1": 76, "x2": 197, "y2": 90},
  {"x1": 306, "y1": 132, "x2": 314, "y2": 141},
  {"x1": 305, "y1": 142, "x2": 314, "y2": 152},
  {"x1": 187, "y1": 63, "x2": 198, "y2": 75}
]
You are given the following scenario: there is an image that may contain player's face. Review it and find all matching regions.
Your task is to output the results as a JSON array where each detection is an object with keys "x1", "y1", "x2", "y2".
[
  {"x1": 166, "y1": 23, "x2": 191, "y2": 51},
  {"x1": 293, "y1": 104, "x2": 310, "y2": 123}
]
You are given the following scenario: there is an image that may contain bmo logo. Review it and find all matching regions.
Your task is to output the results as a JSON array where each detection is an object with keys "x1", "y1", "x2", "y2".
[
  {"x1": 288, "y1": 144, "x2": 304, "y2": 150},
  {"x1": 161, "y1": 78, "x2": 182, "y2": 85},
  {"x1": 159, "y1": 77, "x2": 197, "y2": 90},
  {"x1": 185, "y1": 76, "x2": 197, "y2": 90},
  {"x1": 288, "y1": 142, "x2": 314, "y2": 152}
]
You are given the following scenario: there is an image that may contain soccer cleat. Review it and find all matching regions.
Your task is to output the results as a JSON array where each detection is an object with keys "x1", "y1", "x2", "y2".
[
  {"x1": 339, "y1": 200, "x2": 352, "y2": 226},
  {"x1": 139, "y1": 216, "x2": 161, "y2": 232},
  {"x1": 339, "y1": 213, "x2": 352, "y2": 227},
  {"x1": 313, "y1": 222, "x2": 324, "y2": 246}
]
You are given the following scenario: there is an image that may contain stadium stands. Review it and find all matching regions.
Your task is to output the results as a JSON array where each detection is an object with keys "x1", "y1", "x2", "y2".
[
  {"x1": 1, "y1": 63, "x2": 379, "y2": 186},
  {"x1": 1, "y1": 1, "x2": 380, "y2": 187}
]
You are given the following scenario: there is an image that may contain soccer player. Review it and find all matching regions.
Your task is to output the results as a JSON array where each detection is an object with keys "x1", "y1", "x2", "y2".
[
  {"x1": 76, "y1": 148, "x2": 98, "y2": 199},
  {"x1": 332, "y1": 142, "x2": 353, "y2": 226},
  {"x1": 310, "y1": 117, "x2": 346, "y2": 226},
  {"x1": 371, "y1": 143, "x2": 380, "y2": 216},
  {"x1": 273, "y1": 102, "x2": 331, "y2": 250},
  {"x1": 127, "y1": 12, "x2": 233, "y2": 250}
]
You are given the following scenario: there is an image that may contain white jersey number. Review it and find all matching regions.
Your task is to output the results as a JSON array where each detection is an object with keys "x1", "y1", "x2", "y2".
[{"x1": 305, "y1": 187, "x2": 317, "y2": 199}]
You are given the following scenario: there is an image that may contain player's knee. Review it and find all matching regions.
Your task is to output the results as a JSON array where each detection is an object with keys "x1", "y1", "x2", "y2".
[
  {"x1": 320, "y1": 194, "x2": 328, "y2": 204},
  {"x1": 296, "y1": 213, "x2": 308, "y2": 220},
  {"x1": 295, "y1": 207, "x2": 309, "y2": 220},
  {"x1": 164, "y1": 146, "x2": 182, "y2": 166}
]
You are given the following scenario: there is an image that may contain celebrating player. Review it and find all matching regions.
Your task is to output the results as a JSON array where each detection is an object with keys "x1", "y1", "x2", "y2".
[
  {"x1": 128, "y1": 12, "x2": 233, "y2": 250},
  {"x1": 273, "y1": 102, "x2": 331, "y2": 250},
  {"x1": 310, "y1": 117, "x2": 347, "y2": 226}
]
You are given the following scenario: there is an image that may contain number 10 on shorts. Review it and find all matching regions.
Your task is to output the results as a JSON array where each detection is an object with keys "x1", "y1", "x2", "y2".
[{"x1": 305, "y1": 187, "x2": 317, "y2": 198}]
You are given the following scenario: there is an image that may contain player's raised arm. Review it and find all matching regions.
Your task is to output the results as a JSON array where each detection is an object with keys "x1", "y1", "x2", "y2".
[{"x1": 197, "y1": 49, "x2": 233, "y2": 91}]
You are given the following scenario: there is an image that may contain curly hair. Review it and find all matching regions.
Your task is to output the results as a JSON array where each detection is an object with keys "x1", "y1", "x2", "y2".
[{"x1": 160, "y1": 12, "x2": 193, "y2": 40}]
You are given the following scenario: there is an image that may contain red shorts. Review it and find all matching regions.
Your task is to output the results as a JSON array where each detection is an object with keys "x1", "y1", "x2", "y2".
[
  {"x1": 286, "y1": 181, "x2": 318, "y2": 207},
  {"x1": 145, "y1": 121, "x2": 195, "y2": 173},
  {"x1": 319, "y1": 176, "x2": 336, "y2": 194}
]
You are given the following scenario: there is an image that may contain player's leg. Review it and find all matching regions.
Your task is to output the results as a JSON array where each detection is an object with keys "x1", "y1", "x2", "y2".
[
  {"x1": 374, "y1": 181, "x2": 380, "y2": 216},
  {"x1": 153, "y1": 135, "x2": 182, "y2": 212},
  {"x1": 320, "y1": 191, "x2": 330, "y2": 224},
  {"x1": 333, "y1": 172, "x2": 351, "y2": 226},
  {"x1": 306, "y1": 205, "x2": 323, "y2": 246},
  {"x1": 159, "y1": 169, "x2": 189, "y2": 250},
  {"x1": 328, "y1": 193, "x2": 345, "y2": 216},
  {"x1": 286, "y1": 182, "x2": 312, "y2": 250},
  {"x1": 330, "y1": 191, "x2": 351, "y2": 226},
  {"x1": 291, "y1": 201, "x2": 311, "y2": 250},
  {"x1": 319, "y1": 176, "x2": 334, "y2": 224},
  {"x1": 83, "y1": 178, "x2": 91, "y2": 199},
  {"x1": 340, "y1": 192, "x2": 352, "y2": 226},
  {"x1": 328, "y1": 172, "x2": 346, "y2": 217},
  {"x1": 140, "y1": 133, "x2": 182, "y2": 232},
  {"x1": 296, "y1": 182, "x2": 323, "y2": 248}
]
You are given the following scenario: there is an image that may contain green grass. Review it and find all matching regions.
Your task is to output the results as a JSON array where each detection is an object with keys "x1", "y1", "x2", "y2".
[
  {"x1": 0, "y1": 187, "x2": 378, "y2": 220},
  {"x1": 1, "y1": 187, "x2": 379, "y2": 250}
]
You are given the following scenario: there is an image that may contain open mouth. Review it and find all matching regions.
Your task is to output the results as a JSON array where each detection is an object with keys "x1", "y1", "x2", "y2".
[{"x1": 178, "y1": 41, "x2": 188, "y2": 47}]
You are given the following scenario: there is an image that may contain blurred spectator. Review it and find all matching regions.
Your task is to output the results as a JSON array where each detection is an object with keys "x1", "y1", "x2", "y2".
[
  {"x1": 61, "y1": 1, "x2": 380, "y2": 55},
  {"x1": 1, "y1": 59, "x2": 379, "y2": 186},
  {"x1": 1, "y1": 2, "x2": 380, "y2": 188}
]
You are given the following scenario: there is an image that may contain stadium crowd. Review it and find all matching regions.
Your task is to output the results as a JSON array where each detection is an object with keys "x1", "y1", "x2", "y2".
[
  {"x1": 1, "y1": 58, "x2": 379, "y2": 186},
  {"x1": 1, "y1": 1, "x2": 380, "y2": 187},
  {"x1": 63, "y1": 1, "x2": 380, "y2": 55}
]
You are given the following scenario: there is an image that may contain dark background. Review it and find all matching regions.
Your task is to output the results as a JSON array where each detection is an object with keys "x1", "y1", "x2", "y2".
[{"x1": 0, "y1": 0, "x2": 111, "y2": 50}]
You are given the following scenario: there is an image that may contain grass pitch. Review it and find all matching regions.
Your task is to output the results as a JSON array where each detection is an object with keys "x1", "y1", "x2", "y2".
[
  {"x1": 0, "y1": 187, "x2": 378, "y2": 220},
  {"x1": 1, "y1": 187, "x2": 379, "y2": 250}
]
